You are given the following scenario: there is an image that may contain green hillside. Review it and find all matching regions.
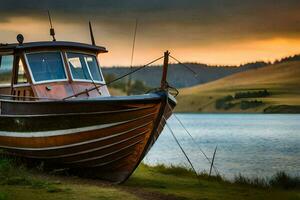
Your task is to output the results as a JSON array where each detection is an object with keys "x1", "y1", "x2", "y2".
[{"x1": 176, "y1": 61, "x2": 300, "y2": 113}]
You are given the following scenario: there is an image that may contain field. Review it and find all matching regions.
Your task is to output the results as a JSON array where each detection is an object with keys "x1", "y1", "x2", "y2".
[
  {"x1": 0, "y1": 158, "x2": 299, "y2": 200},
  {"x1": 176, "y1": 61, "x2": 300, "y2": 113}
]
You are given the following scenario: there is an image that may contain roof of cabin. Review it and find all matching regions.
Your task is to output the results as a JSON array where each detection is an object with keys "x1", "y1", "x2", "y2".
[{"x1": 0, "y1": 41, "x2": 108, "y2": 53}]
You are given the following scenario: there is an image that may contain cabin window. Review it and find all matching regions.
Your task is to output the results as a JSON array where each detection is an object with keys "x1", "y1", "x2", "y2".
[
  {"x1": 17, "y1": 59, "x2": 28, "y2": 84},
  {"x1": 26, "y1": 52, "x2": 66, "y2": 83},
  {"x1": 0, "y1": 55, "x2": 13, "y2": 85},
  {"x1": 66, "y1": 52, "x2": 103, "y2": 82}
]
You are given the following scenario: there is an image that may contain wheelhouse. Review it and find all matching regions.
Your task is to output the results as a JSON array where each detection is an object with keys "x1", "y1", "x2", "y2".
[{"x1": 0, "y1": 41, "x2": 109, "y2": 100}]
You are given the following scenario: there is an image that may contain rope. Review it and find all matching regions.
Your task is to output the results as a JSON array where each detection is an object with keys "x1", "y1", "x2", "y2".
[
  {"x1": 169, "y1": 55, "x2": 204, "y2": 83},
  {"x1": 167, "y1": 55, "x2": 220, "y2": 174},
  {"x1": 63, "y1": 55, "x2": 164, "y2": 100},
  {"x1": 163, "y1": 116, "x2": 199, "y2": 177},
  {"x1": 155, "y1": 88, "x2": 199, "y2": 179},
  {"x1": 166, "y1": 55, "x2": 221, "y2": 174},
  {"x1": 146, "y1": 82, "x2": 179, "y2": 97},
  {"x1": 171, "y1": 112, "x2": 219, "y2": 175},
  {"x1": 169, "y1": 55, "x2": 198, "y2": 75},
  {"x1": 166, "y1": 83, "x2": 179, "y2": 97},
  {"x1": 164, "y1": 96, "x2": 219, "y2": 176}
]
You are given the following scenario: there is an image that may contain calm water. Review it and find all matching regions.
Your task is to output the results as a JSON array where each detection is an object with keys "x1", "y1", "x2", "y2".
[{"x1": 143, "y1": 114, "x2": 300, "y2": 179}]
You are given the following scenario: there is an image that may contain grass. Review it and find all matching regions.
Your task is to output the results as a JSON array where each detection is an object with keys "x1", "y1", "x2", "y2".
[
  {"x1": 233, "y1": 172, "x2": 300, "y2": 190},
  {"x1": 126, "y1": 164, "x2": 300, "y2": 200},
  {"x1": 0, "y1": 157, "x2": 299, "y2": 200},
  {"x1": 270, "y1": 172, "x2": 300, "y2": 189},
  {"x1": 0, "y1": 157, "x2": 138, "y2": 200},
  {"x1": 176, "y1": 61, "x2": 300, "y2": 113},
  {"x1": 0, "y1": 192, "x2": 7, "y2": 200}
]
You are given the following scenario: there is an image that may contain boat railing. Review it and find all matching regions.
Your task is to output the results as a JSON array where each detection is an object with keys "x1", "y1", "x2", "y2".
[{"x1": 0, "y1": 94, "x2": 59, "y2": 102}]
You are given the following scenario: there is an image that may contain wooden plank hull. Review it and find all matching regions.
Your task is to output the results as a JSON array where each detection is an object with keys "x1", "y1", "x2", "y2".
[{"x1": 0, "y1": 92, "x2": 176, "y2": 183}]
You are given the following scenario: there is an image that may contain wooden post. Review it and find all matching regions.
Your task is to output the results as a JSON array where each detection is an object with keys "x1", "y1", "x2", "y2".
[
  {"x1": 161, "y1": 51, "x2": 170, "y2": 90},
  {"x1": 209, "y1": 146, "x2": 217, "y2": 176}
]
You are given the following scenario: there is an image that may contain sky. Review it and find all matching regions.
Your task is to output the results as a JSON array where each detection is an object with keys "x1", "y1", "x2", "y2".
[{"x1": 1, "y1": 0, "x2": 300, "y2": 66}]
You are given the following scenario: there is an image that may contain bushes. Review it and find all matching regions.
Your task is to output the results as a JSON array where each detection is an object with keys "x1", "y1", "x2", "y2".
[
  {"x1": 215, "y1": 95, "x2": 235, "y2": 110},
  {"x1": 215, "y1": 98, "x2": 263, "y2": 110},
  {"x1": 215, "y1": 90, "x2": 270, "y2": 110},
  {"x1": 234, "y1": 174, "x2": 268, "y2": 188},
  {"x1": 103, "y1": 74, "x2": 127, "y2": 92},
  {"x1": 264, "y1": 105, "x2": 300, "y2": 113},
  {"x1": 127, "y1": 80, "x2": 151, "y2": 95},
  {"x1": 240, "y1": 100, "x2": 263, "y2": 110},
  {"x1": 269, "y1": 171, "x2": 300, "y2": 189},
  {"x1": 235, "y1": 90, "x2": 270, "y2": 99},
  {"x1": 147, "y1": 164, "x2": 196, "y2": 177},
  {"x1": 234, "y1": 171, "x2": 300, "y2": 189},
  {"x1": 104, "y1": 74, "x2": 151, "y2": 95}
]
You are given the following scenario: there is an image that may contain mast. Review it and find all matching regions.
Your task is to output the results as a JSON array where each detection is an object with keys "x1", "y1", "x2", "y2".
[
  {"x1": 47, "y1": 10, "x2": 56, "y2": 41},
  {"x1": 89, "y1": 21, "x2": 96, "y2": 46},
  {"x1": 160, "y1": 51, "x2": 170, "y2": 90}
]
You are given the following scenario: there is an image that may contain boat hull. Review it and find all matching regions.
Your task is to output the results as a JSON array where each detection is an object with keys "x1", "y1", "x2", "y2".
[{"x1": 0, "y1": 92, "x2": 176, "y2": 183}]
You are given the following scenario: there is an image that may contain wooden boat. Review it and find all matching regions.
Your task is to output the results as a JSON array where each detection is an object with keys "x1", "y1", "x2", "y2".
[{"x1": 0, "y1": 34, "x2": 176, "y2": 183}]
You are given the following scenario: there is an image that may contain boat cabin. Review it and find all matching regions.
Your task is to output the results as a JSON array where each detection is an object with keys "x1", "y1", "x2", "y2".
[{"x1": 0, "y1": 40, "x2": 109, "y2": 100}]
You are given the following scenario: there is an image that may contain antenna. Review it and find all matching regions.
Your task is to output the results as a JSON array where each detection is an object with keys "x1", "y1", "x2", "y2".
[
  {"x1": 47, "y1": 10, "x2": 56, "y2": 41},
  {"x1": 130, "y1": 19, "x2": 138, "y2": 69},
  {"x1": 89, "y1": 21, "x2": 96, "y2": 46},
  {"x1": 127, "y1": 19, "x2": 138, "y2": 95}
]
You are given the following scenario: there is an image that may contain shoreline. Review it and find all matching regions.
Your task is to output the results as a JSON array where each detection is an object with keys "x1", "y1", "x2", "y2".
[
  {"x1": 174, "y1": 112, "x2": 300, "y2": 114},
  {"x1": 0, "y1": 158, "x2": 299, "y2": 200}
]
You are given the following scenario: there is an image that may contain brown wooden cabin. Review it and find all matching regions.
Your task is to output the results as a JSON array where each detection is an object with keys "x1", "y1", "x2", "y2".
[{"x1": 0, "y1": 41, "x2": 109, "y2": 100}]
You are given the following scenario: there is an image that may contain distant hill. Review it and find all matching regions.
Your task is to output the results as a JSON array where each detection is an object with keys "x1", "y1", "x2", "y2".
[
  {"x1": 176, "y1": 60, "x2": 300, "y2": 113},
  {"x1": 102, "y1": 62, "x2": 268, "y2": 88},
  {"x1": 274, "y1": 54, "x2": 300, "y2": 64}
]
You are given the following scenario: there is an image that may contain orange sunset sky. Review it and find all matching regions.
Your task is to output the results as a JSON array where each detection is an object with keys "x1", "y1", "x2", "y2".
[{"x1": 1, "y1": 0, "x2": 300, "y2": 66}]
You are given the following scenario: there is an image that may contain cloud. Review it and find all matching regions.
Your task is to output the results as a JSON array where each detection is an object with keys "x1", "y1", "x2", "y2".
[
  {"x1": 1, "y1": 0, "x2": 299, "y2": 40},
  {"x1": 1, "y1": 0, "x2": 300, "y2": 65}
]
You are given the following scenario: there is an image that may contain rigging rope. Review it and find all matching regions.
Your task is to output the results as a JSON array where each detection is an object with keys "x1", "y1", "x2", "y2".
[
  {"x1": 169, "y1": 55, "x2": 204, "y2": 83},
  {"x1": 171, "y1": 112, "x2": 219, "y2": 175},
  {"x1": 163, "y1": 116, "x2": 199, "y2": 177},
  {"x1": 166, "y1": 55, "x2": 220, "y2": 174},
  {"x1": 169, "y1": 55, "x2": 198, "y2": 75},
  {"x1": 63, "y1": 55, "x2": 164, "y2": 100},
  {"x1": 164, "y1": 96, "x2": 219, "y2": 176},
  {"x1": 64, "y1": 53, "x2": 200, "y2": 100}
]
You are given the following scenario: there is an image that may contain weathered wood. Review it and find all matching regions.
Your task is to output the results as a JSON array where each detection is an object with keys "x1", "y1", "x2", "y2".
[
  {"x1": 0, "y1": 40, "x2": 177, "y2": 183},
  {"x1": 0, "y1": 92, "x2": 176, "y2": 183},
  {"x1": 161, "y1": 51, "x2": 170, "y2": 90}
]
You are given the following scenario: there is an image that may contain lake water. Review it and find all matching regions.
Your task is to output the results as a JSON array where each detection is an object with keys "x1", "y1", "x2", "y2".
[{"x1": 143, "y1": 114, "x2": 300, "y2": 179}]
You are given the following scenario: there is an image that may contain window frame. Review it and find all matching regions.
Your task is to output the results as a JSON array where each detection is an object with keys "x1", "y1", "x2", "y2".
[
  {"x1": 24, "y1": 51, "x2": 68, "y2": 85},
  {"x1": 0, "y1": 53, "x2": 14, "y2": 88},
  {"x1": 65, "y1": 51, "x2": 105, "y2": 84}
]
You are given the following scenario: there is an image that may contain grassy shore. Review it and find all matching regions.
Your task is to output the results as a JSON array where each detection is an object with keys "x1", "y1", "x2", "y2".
[{"x1": 0, "y1": 158, "x2": 299, "y2": 200}]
